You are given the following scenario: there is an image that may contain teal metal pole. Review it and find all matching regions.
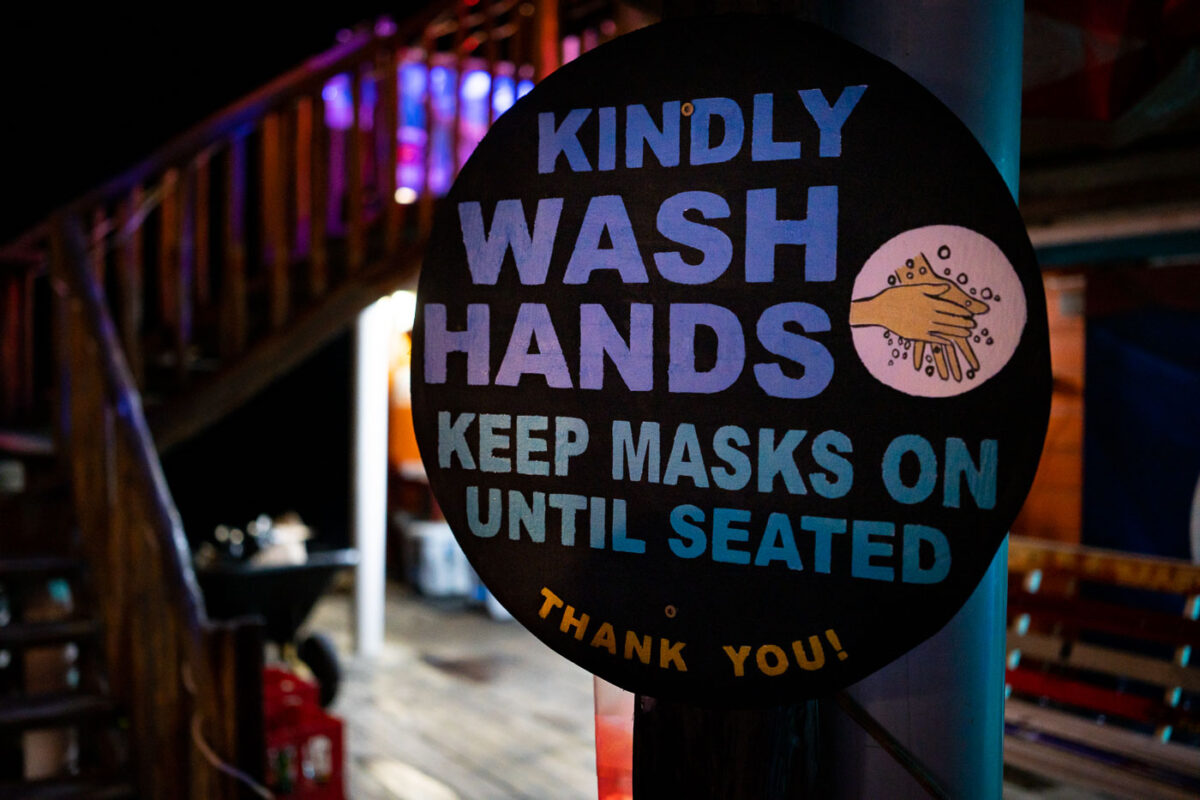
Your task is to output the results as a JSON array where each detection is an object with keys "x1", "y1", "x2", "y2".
[{"x1": 820, "y1": 2, "x2": 1023, "y2": 797}]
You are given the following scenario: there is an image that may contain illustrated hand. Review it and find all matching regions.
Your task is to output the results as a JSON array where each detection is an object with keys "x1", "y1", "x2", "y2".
[
  {"x1": 849, "y1": 283, "x2": 976, "y2": 341},
  {"x1": 892, "y1": 254, "x2": 990, "y2": 316},
  {"x1": 891, "y1": 254, "x2": 989, "y2": 379},
  {"x1": 850, "y1": 282, "x2": 977, "y2": 381}
]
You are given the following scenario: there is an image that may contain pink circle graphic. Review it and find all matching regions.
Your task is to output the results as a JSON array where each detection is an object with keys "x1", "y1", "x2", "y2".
[{"x1": 850, "y1": 225, "x2": 1027, "y2": 398}]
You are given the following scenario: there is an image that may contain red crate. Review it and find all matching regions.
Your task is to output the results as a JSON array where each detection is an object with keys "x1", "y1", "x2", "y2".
[
  {"x1": 264, "y1": 666, "x2": 321, "y2": 727},
  {"x1": 264, "y1": 668, "x2": 345, "y2": 799}
]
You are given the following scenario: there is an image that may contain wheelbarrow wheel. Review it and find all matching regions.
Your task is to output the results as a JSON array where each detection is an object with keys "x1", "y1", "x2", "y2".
[{"x1": 298, "y1": 632, "x2": 340, "y2": 707}]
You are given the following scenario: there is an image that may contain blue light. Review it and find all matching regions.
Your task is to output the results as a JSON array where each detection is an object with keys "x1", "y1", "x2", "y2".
[
  {"x1": 1025, "y1": 569, "x2": 1041, "y2": 593},
  {"x1": 463, "y1": 70, "x2": 491, "y2": 101},
  {"x1": 430, "y1": 66, "x2": 453, "y2": 102},
  {"x1": 492, "y1": 76, "x2": 516, "y2": 115},
  {"x1": 401, "y1": 63, "x2": 426, "y2": 97}
]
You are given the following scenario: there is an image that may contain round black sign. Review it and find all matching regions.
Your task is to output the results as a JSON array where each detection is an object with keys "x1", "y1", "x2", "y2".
[{"x1": 413, "y1": 15, "x2": 1050, "y2": 704}]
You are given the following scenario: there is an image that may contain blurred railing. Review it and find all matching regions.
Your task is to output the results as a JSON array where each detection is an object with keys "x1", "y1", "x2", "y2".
[
  {"x1": 0, "y1": 1, "x2": 619, "y2": 796},
  {"x1": 0, "y1": 0, "x2": 618, "y2": 447}
]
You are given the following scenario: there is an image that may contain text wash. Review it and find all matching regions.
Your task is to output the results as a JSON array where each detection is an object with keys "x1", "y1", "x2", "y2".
[{"x1": 424, "y1": 87, "x2": 870, "y2": 399}]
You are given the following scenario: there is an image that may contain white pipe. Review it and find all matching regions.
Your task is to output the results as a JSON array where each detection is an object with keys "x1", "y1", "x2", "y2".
[{"x1": 353, "y1": 298, "x2": 392, "y2": 657}]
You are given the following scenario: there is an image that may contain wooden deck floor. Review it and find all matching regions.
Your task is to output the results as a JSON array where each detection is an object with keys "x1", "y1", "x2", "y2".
[
  {"x1": 310, "y1": 587, "x2": 598, "y2": 800},
  {"x1": 308, "y1": 587, "x2": 1108, "y2": 800}
]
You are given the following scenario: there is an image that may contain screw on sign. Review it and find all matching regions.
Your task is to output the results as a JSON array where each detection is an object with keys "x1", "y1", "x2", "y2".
[{"x1": 412, "y1": 15, "x2": 1050, "y2": 706}]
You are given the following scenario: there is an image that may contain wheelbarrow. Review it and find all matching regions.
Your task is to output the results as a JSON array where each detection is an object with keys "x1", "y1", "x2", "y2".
[{"x1": 196, "y1": 548, "x2": 360, "y2": 706}]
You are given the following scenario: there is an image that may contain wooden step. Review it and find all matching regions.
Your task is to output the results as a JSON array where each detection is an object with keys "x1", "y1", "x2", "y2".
[
  {"x1": 0, "y1": 558, "x2": 82, "y2": 581},
  {"x1": 0, "y1": 430, "x2": 54, "y2": 458},
  {"x1": 0, "y1": 491, "x2": 75, "y2": 559},
  {"x1": 0, "y1": 692, "x2": 116, "y2": 732},
  {"x1": 0, "y1": 619, "x2": 100, "y2": 648},
  {"x1": 0, "y1": 777, "x2": 135, "y2": 800}
]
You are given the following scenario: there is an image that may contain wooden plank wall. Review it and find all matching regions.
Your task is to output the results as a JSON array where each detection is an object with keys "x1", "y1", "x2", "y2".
[{"x1": 1012, "y1": 271, "x2": 1086, "y2": 543}]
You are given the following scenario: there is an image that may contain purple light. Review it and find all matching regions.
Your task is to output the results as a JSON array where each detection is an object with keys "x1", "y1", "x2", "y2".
[
  {"x1": 562, "y1": 35, "x2": 581, "y2": 64},
  {"x1": 322, "y1": 75, "x2": 354, "y2": 130}
]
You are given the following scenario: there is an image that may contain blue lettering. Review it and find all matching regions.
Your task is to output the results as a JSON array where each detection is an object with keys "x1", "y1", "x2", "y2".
[
  {"x1": 712, "y1": 507, "x2": 752, "y2": 565},
  {"x1": 458, "y1": 199, "x2": 562, "y2": 285},
  {"x1": 508, "y1": 490, "x2": 546, "y2": 542},
  {"x1": 538, "y1": 109, "x2": 591, "y2": 172},
  {"x1": 478, "y1": 414, "x2": 511, "y2": 473},
  {"x1": 745, "y1": 186, "x2": 838, "y2": 283},
  {"x1": 579, "y1": 304, "x2": 653, "y2": 391},
  {"x1": 711, "y1": 425, "x2": 751, "y2": 491},
  {"x1": 495, "y1": 304, "x2": 573, "y2": 388},
  {"x1": 751, "y1": 93, "x2": 801, "y2": 161},
  {"x1": 611, "y1": 499, "x2": 646, "y2": 554},
  {"x1": 612, "y1": 420, "x2": 660, "y2": 482},
  {"x1": 757, "y1": 429, "x2": 808, "y2": 494},
  {"x1": 689, "y1": 97, "x2": 744, "y2": 165},
  {"x1": 597, "y1": 106, "x2": 616, "y2": 171},
  {"x1": 663, "y1": 424, "x2": 709, "y2": 488},
  {"x1": 515, "y1": 415, "x2": 549, "y2": 476},
  {"x1": 798, "y1": 85, "x2": 867, "y2": 157},
  {"x1": 423, "y1": 304, "x2": 490, "y2": 385},
  {"x1": 801, "y1": 516, "x2": 845, "y2": 573},
  {"x1": 668, "y1": 303, "x2": 744, "y2": 393},
  {"x1": 810, "y1": 430, "x2": 853, "y2": 499},
  {"x1": 626, "y1": 102, "x2": 681, "y2": 168},
  {"x1": 902, "y1": 524, "x2": 950, "y2": 584},
  {"x1": 466, "y1": 486, "x2": 501, "y2": 538},
  {"x1": 549, "y1": 493, "x2": 587, "y2": 545},
  {"x1": 563, "y1": 195, "x2": 648, "y2": 284},
  {"x1": 851, "y1": 520, "x2": 894, "y2": 581},
  {"x1": 755, "y1": 513, "x2": 803, "y2": 570},
  {"x1": 669, "y1": 504, "x2": 707, "y2": 558},
  {"x1": 437, "y1": 411, "x2": 475, "y2": 470},
  {"x1": 882, "y1": 435, "x2": 938, "y2": 504},
  {"x1": 654, "y1": 191, "x2": 732, "y2": 284},
  {"x1": 754, "y1": 302, "x2": 834, "y2": 398},
  {"x1": 555, "y1": 417, "x2": 589, "y2": 476},
  {"x1": 944, "y1": 438, "x2": 998, "y2": 509}
]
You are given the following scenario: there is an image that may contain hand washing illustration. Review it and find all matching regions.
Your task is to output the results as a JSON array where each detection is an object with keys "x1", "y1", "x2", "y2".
[{"x1": 850, "y1": 225, "x2": 1027, "y2": 397}]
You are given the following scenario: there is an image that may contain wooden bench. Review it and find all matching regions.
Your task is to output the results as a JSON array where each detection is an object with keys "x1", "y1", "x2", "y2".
[{"x1": 1005, "y1": 535, "x2": 1200, "y2": 799}]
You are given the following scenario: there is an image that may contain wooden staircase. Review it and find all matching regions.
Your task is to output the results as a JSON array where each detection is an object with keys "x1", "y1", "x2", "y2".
[
  {"x1": 0, "y1": 473, "x2": 133, "y2": 799},
  {"x1": 0, "y1": 1, "x2": 618, "y2": 797}
]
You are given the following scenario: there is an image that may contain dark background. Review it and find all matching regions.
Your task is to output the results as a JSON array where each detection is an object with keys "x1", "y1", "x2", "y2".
[
  {"x1": 2, "y1": 5, "x2": 418, "y2": 240},
  {"x1": 3, "y1": 5, "x2": 421, "y2": 546}
]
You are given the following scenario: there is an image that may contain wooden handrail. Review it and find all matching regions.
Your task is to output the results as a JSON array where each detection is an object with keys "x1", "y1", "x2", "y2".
[
  {"x1": 1009, "y1": 535, "x2": 1200, "y2": 595},
  {"x1": 8, "y1": 3, "x2": 619, "y2": 795},
  {"x1": 52, "y1": 212, "x2": 265, "y2": 797},
  {"x1": 52, "y1": 215, "x2": 208, "y2": 633},
  {"x1": 3, "y1": 0, "x2": 620, "y2": 446}
]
